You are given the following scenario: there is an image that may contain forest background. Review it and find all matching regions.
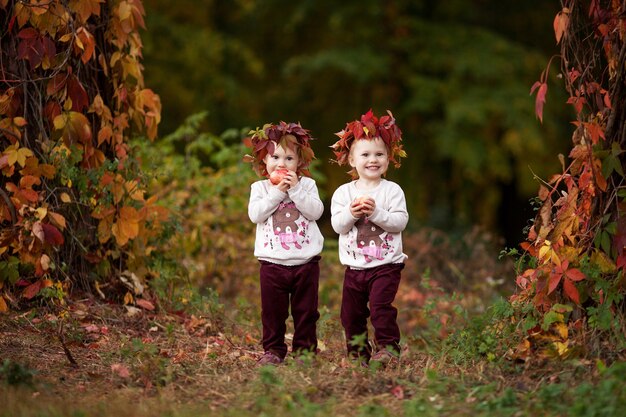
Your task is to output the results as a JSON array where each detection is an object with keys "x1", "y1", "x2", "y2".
[
  {"x1": 143, "y1": 0, "x2": 570, "y2": 245},
  {"x1": 2, "y1": 1, "x2": 626, "y2": 416}
]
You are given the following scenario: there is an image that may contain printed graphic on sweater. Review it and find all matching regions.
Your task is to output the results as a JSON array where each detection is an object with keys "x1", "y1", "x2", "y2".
[
  {"x1": 355, "y1": 217, "x2": 385, "y2": 262},
  {"x1": 266, "y1": 202, "x2": 308, "y2": 250}
]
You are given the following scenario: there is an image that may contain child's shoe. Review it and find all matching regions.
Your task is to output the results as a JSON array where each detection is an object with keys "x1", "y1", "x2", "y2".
[
  {"x1": 257, "y1": 351, "x2": 284, "y2": 366},
  {"x1": 370, "y1": 350, "x2": 398, "y2": 367}
]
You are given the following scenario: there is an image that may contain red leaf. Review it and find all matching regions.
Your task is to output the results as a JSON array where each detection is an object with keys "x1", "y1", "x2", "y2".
[
  {"x1": 67, "y1": 75, "x2": 89, "y2": 112},
  {"x1": 530, "y1": 82, "x2": 548, "y2": 123},
  {"x1": 136, "y1": 298, "x2": 155, "y2": 311},
  {"x1": 42, "y1": 223, "x2": 64, "y2": 245},
  {"x1": 563, "y1": 279, "x2": 580, "y2": 303},
  {"x1": 553, "y1": 9, "x2": 569, "y2": 44},
  {"x1": 585, "y1": 121, "x2": 605, "y2": 144},
  {"x1": 17, "y1": 28, "x2": 39, "y2": 40},
  {"x1": 23, "y1": 281, "x2": 42, "y2": 299},
  {"x1": 565, "y1": 268, "x2": 585, "y2": 282},
  {"x1": 548, "y1": 271, "x2": 562, "y2": 294}
]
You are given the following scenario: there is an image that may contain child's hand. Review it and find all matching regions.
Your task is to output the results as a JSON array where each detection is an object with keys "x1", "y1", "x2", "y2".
[
  {"x1": 359, "y1": 196, "x2": 375, "y2": 216},
  {"x1": 350, "y1": 196, "x2": 374, "y2": 218},
  {"x1": 276, "y1": 170, "x2": 298, "y2": 192}
]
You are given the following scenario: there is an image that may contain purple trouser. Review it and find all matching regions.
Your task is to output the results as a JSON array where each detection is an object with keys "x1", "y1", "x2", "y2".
[
  {"x1": 259, "y1": 256, "x2": 320, "y2": 359},
  {"x1": 341, "y1": 263, "x2": 404, "y2": 360}
]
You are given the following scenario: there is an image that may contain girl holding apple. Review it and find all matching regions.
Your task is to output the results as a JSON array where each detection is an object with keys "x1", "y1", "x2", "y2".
[
  {"x1": 330, "y1": 109, "x2": 408, "y2": 367},
  {"x1": 245, "y1": 121, "x2": 324, "y2": 366}
]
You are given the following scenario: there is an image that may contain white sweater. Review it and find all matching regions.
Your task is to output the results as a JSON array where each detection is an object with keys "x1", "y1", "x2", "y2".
[
  {"x1": 331, "y1": 179, "x2": 408, "y2": 268},
  {"x1": 248, "y1": 176, "x2": 324, "y2": 265}
]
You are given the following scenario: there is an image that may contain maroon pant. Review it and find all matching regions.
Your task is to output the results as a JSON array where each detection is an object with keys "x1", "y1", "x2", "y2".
[
  {"x1": 341, "y1": 263, "x2": 403, "y2": 360},
  {"x1": 259, "y1": 256, "x2": 320, "y2": 359}
]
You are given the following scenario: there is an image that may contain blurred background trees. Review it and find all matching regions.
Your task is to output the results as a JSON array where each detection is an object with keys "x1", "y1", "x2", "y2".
[{"x1": 142, "y1": 0, "x2": 572, "y2": 245}]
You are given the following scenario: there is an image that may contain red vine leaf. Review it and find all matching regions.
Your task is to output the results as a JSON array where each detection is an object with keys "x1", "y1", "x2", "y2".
[
  {"x1": 553, "y1": 8, "x2": 570, "y2": 44},
  {"x1": 530, "y1": 81, "x2": 548, "y2": 123},
  {"x1": 42, "y1": 223, "x2": 64, "y2": 246}
]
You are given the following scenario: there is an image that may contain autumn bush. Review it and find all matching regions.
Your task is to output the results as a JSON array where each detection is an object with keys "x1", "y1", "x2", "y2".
[
  {"x1": 513, "y1": 0, "x2": 626, "y2": 358},
  {"x1": 0, "y1": 0, "x2": 167, "y2": 311}
]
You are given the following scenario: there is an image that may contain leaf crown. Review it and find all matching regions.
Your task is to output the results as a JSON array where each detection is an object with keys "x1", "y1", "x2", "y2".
[
  {"x1": 330, "y1": 109, "x2": 406, "y2": 178},
  {"x1": 244, "y1": 121, "x2": 316, "y2": 177}
]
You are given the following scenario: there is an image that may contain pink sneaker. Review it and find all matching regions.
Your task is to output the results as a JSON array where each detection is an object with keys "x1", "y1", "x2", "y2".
[
  {"x1": 257, "y1": 351, "x2": 284, "y2": 366},
  {"x1": 370, "y1": 350, "x2": 398, "y2": 366}
]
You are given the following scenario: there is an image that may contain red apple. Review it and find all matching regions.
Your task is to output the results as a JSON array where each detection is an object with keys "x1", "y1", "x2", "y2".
[{"x1": 269, "y1": 169, "x2": 289, "y2": 185}]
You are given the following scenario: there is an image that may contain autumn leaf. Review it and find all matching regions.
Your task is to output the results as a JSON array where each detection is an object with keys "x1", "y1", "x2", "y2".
[
  {"x1": 5, "y1": 145, "x2": 34, "y2": 167},
  {"x1": 135, "y1": 298, "x2": 155, "y2": 311},
  {"x1": 530, "y1": 81, "x2": 548, "y2": 123},
  {"x1": 67, "y1": 75, "x2": 90, "y2": 112},
  {"x1": 32, "y1": 221, "x2": 45, "y2": 243},
  {"x1": 0, "y1": 295, "x2": 8, "y2": 312},
  {"x1": 553, "y1": 8, "x2": 570, "y2": 44},
  {"x1": 112, "y1": 206, "x2": 140, "y2": 246},
  {"x1": 40, "y1": 254, "x2": 51, "y2": 271},
  {"x1": 42, "y1": 223, "x2": 65, "y2": 245},
  {"x1": 48, "y1": 212, "x2": 67, "y2": 230},
  {"x1": 75, "y1": 27, "x2": 96, "y2": 64},
  {"x1": 23, "y1": 280, "x2": 42, "y2": 299}
]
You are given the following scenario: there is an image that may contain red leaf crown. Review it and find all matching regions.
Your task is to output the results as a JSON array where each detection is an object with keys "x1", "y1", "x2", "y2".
[
  {"x1": 330, "y1": 109, "x2": 406, "y2": 179},
  {"x1": 244, "y1": 121, "x2": 316, "y2": 177}
]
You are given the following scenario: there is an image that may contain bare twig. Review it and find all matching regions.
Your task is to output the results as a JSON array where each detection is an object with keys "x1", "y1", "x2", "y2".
[{"x1": 58, "y1": 321, "x2": 79, "y2": 368}]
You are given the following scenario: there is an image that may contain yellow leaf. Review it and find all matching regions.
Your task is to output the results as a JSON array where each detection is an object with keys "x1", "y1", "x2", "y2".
[
  {"x1": 553, "y1": 322, "x2": 568, "y2": 339},
  {"x1": 123, "y1": 291, "x2": 134, "y2": 305},
  {"x1": 60, "y1": 192, "x2": 72, "y2": 203},
  {"x1": 0, "y1": 296, "x2": 8, "y2": 312},
  {"x1": 35, "y1": 207, "x2": 48, "y2": 220},
  {"x1": 53, "y1": 114, "x2": 66, "y2": 130},
  {"x1": 111, "y1": 222, "x2": 129, "y2": 246},
  {"x1": 13, "y1": 117, "x2": 27, "y2": 127},
  {"x1": 49, "y1": 212, "x2": 67, "y2": 229},
  {"x1": 98, "y1": 218, "x2": 112, "y2": 244},
  {"x1": 553, "y1": 341, "x2": 570, "y2": 357},
  {"x1": 538, "y1": 241, "x2": 551, "y2": 260},
  {"x1": 590, "y1": 250, "x2": 617, "y2": 274}
]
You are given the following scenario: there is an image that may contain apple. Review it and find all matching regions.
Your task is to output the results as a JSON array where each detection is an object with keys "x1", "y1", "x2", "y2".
[{"x1": 269, "y1": 169, "x2": 289, "y2": 185}]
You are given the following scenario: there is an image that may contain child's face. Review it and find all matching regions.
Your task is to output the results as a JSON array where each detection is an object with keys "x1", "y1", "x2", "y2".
[
  {"x1": 349, "y1": 137, "x2": 389, "y2": 181},
  {"x1": 264, "y1": 143, "x2": 299, "y2": 174}
]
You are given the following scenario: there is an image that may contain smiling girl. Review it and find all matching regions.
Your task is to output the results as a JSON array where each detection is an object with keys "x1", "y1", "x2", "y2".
[{"x1": 330, "y1": 109, "x2": 408, "y2": 367}]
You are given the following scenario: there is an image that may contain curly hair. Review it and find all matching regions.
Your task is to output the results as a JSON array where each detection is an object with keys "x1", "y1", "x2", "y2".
[
  {"x1": 330, "y1": 109, "x2": 406, "y2": 179},
  {"x1": 244, "y1": 121, "x2": 316, "y2": 177}
]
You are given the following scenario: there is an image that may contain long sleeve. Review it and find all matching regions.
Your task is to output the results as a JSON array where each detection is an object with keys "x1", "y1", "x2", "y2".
[
  {"x1": 248, "y1": 181, "x2": 286, "y2": 224},
  {"x1": 368, "y1": 183, "x2": 408, "y2": 233},
  {"x1": 331, "y1": 184, "x2": 359, "y2": 235},
  {"x1": 288, "y1": 178, "x2": 324, "y2": 221},
  {"x1": 331, "y1": 180, "x2": 408, "y2": 268},
  {"x1": 248, "y1": 178, "x2": 324, "y2": 266}
]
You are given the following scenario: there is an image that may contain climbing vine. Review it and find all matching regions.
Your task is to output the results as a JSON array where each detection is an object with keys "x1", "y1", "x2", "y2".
[
  {"x1": 516, "y1": 0, "x2": 626, "y2": 356},
  {"x1": 0, "y1": 0, "x2": 165, "y2": 311}
]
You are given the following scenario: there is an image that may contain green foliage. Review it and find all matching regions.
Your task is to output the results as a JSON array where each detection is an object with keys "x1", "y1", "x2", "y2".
[
  {"x1": 143, "y1": 0, "x2": 569, "y2": 238},
  {"x1": 0, "y1": 360, "x2": 35, "y2": 387},
  {"x1": 444, "y1": 298, "x2": 517, "y2": 363},
  {"x1": 133, "y1": 112, "x2": 258, "y2": 297}
]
